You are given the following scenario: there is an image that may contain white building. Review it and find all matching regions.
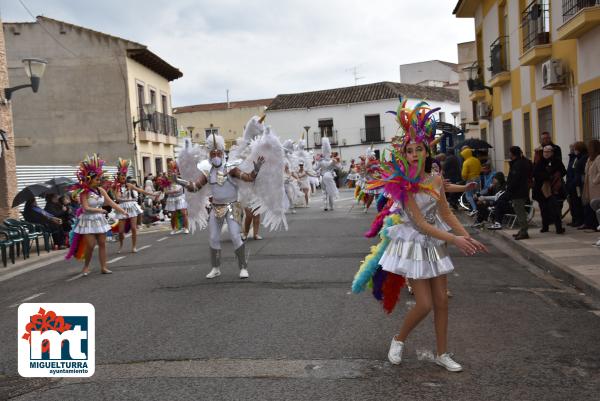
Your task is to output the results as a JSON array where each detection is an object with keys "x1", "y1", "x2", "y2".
[
  {"x1": 400, "y1": 60, "x2": 460, "y2": 89},
  {"x1": 265, "y1": 81, "x2": 460, "y2": 165}
]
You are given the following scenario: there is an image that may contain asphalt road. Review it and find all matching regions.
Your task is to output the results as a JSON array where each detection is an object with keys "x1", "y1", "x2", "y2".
[{"x1": 1, "y1": 190, "x2": 600, "y2": 400}]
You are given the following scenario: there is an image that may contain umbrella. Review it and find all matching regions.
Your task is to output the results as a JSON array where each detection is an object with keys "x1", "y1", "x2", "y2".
[
  {"x1": 461, "y1": 138, "x2": 493, "y2": 149},
  {"x1": 44, "y1": 177, "x2": 77, "y2": 195},
  {"x1": 11, "y1": 183, "x2": 54, "y2": 208}
]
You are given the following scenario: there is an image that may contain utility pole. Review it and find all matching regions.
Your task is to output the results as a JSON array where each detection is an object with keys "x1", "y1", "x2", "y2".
[{"x1": 0, "y1": 18, "x2": 19, "y2": 220}]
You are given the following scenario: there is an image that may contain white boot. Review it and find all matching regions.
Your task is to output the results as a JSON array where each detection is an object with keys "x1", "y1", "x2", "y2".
[{"x1": 239, "y1": 268, "x2": 249, "y2": 279}]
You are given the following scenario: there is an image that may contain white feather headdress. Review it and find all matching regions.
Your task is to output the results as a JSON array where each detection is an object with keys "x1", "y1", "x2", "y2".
[
  {"x1": 321, "y1": 137, "x2": 332, "y2": 158},
  {"x1": 206, "y1": 133, "x2": 225, "y2": 151}
]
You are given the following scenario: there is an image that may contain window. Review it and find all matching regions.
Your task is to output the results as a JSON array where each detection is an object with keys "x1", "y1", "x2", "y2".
[
  {"x1": 537, "y1": 105, "x2": 553, "y2": 141},
  {"x1": 472, "y1": 101, "x2": 478, "y2": 122},
  {"x1": 439, "y1": 112, "x2": 446, "y2": 122},
  {"x1": 142, "y1": 156, "x2": 151, "y2": 177},
  {"x1": 161, "y1": 95, "x2": 168, "y2": 114},
  {"x1": 523, "y1": 112, "x2": 532, "y2": 157},
  {"x1": 155, "y1": 157, "x2": 164, "y2": 174},
  {"x1": 318, "y1": 119, "x2": 334, "y2": 137},
  {"x1": 480, "y1": 127, "x2": 487, "y2": 143},
  {"x1": 136, "y1": 84, "x2": 145, "y2": 112},
  {"x1": 150, "y1": 89, "x2": 156, "y2": 107},
  {"x1": 363, "y1": 115, "x2": 382, "y2": 142},
  {"x1": 205, "y1": 128, "x2": 219, "y2": 138},
  {"x1": 582, "y1": 89, "x2": 600, "y2": 141},
  {"x1": 503, "y1": 119, "x2": 513, "y2": 160}
]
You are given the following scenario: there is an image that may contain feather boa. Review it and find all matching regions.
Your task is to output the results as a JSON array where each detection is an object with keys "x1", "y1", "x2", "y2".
[
  {"x1": 65, "y1": 208, "x2": 86, "y2": 260},
  {"x1": 171, "y1": 210, "x2": 184, "y2": 230},
  {"x1": 178, "y1": 139, "x2": 211, "y2": 232},
  {"x1": 351, "y1": 214, "x2": 402, "y2": 293}
]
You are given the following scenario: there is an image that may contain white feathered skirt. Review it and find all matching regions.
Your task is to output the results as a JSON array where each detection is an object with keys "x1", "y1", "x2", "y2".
[
  {"x1": 379, "y1": 218, "x2": 454, "y2": 279},
  {"x1": 74, "y1": 212, "x2": 111, "y2": 235},
  {"x1": 114, "y1": 201, "x2": 142, "y2": 220},
  {"x1": 166, "y1": 194, "x2": 187, "y2": 211}
]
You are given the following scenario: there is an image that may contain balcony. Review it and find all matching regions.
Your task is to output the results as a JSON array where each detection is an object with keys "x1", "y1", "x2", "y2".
[
  {"x1": 313, "y1": 129, "x2": 338, "y2": 147},
  {"x1": 558, "y1": 0, "x2": 600, "y2": 39},
  {"x1": 138, "y1": 109, "x2": 179, "y2": 144},
  {"x1": 360, "y1": 126, "x2": 385, "y2": 143},
  {"x1": 489, "y1": 36, "x2": 511, "y2": 87},
  {"x1": 465, "y1": 62, "x2": 489, "y2": 101},
  {"x1": 520, "y1": 0, "x2": 552, "y2": 66}
]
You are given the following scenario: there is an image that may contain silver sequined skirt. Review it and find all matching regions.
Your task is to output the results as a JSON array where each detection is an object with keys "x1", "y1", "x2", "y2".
[
  {"x1": 74, "y1": 213, "x2": 111, "y2": 234},
  {"x1": 114, "y1": 201, "x2": 142, "y2": 220},
  {"x1": 165, "y1": 195, "x2": 187, "y2": 211}
]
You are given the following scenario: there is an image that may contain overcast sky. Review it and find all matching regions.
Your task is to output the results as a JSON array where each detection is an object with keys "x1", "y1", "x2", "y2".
[{"x1": 1, "y1": 0, "x2": 474, "y2": 107}]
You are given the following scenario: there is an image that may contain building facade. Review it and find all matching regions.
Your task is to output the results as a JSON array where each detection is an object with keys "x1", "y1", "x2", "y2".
[
  {"x1": 400, "y1": 60, "x2": 460, "y2": 89},
  {"x1": 454, "y1": 0, "x2": 600, "y2": 171},
  {"x1": 457, "y1": 41, "x2": 482, "y2": 138},
  {"x1": 4, "y1": 16, "x2": 182, "y2": 180},
  {"x1": 265, "y1": 81, "x2": 460, "y2": 165},
  {"x1": 173, "y1": 99, "x2": 272, "y2": 150}
]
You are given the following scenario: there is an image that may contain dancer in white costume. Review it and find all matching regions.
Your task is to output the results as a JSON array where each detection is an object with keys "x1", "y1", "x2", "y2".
[
  {"x1": 113, "y1": 158, "x2": 159, "y2": 253},
  {"x1": 177, "y1": 118, "x2": 287, "y2": 279},
  {"x1": 315, "y1": 137, "x2": 340, "y2": 211},
  {"x1": 282, "y1": 139, "x2": 300, "y2": 214},
  {"x1": 158, "y1": 161, "x2": 190, "y2": 235}
]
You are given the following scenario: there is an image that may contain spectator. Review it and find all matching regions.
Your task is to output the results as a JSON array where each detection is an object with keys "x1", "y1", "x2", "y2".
[
  {"x1": 44, "y1": 193, "x2": 72, "y2": 233},
  {"x1": 533, "y1": 145, "x2": 567, "y2": 234},
  {"x1": 506, "y1": 146, "x2": 532, "y2": 240},
  {"x1": 144, "y1": 173, "x2": 154, "y2": 193},
  {"x1": 538, "y1": 131, "x2": 562, "y2": 162},
  {"x1": 581, "y1": 139, "x2": 600, "y2": 230},
  {"x1": 23, "y1": 198, "x2": 66, "y2": 248},
  {"x1": 460, "y1": 146, "x2": 482, "y2": 215},
  {"x1": 472, "y1": 172, "x2": 509, "y2": 229},
  {"x1": 566, "y1": 141, "x2": 588, "y2": 227},
  {"x1": 480, "y1": 162, "x2": 495, "y2": 193},
  {"x1": 443, "y1": 147, "x2": 461, "y2": 210}
]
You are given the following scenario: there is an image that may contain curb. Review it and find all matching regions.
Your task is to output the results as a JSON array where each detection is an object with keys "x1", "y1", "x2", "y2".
[{"x1": 482, "y1": 229, "x2": 600, "y2": 300}]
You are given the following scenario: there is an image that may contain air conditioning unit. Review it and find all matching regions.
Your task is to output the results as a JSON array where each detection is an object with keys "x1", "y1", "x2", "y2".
[
  {"x1": 542, "y1": 59, "x2": 566, "y2": 89},
  {"x1": 477, "y1": 102, "x2": 491, "y2": 119}
]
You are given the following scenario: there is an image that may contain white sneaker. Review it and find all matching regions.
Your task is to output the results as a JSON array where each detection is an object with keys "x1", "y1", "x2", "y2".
[
  {"x1": 253, "y1": 235, "x2": 263, "y2": 240},
  {"x1": 594, "y1": 239, "x2": 600, "y2": 247},
  {"x1": 182, "y1": 228, "x2": 189, "y2": 234},
  {"x1": 435, "y1": 353, "x2": 463, "y2": 372},
  {"x1": 387, "y1": 337, "x2": 404, "y2": 364},
  {"x1": 170, "y1": 230, "x2": 176, "y2": 235},
  {"x1": 487, "y1": 222, "x2": 502, "y2": 230},
  {"x1": 241, "y1": 233, "x2": 247, "y2": 241},
  {"x1": 291, "y1": 209, "x2": 296, "y2": 214},
  {"x1": 206, "y1": 268, "x2": 221, "y2": 279},
  {"x1": 239, "y1": 268, "x2": 249, "y2": 279}
]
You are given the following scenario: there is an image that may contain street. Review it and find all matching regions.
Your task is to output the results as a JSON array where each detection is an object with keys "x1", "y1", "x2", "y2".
[{"x1": 1, "y1": 191, "x2": 600, "y2": 400}]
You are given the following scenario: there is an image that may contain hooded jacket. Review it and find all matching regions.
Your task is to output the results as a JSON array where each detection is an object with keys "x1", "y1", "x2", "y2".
[{"x1": 460, "y1": 148, "x2": 481, "y2": 181}]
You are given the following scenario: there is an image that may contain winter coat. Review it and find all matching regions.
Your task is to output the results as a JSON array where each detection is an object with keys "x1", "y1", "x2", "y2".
[
  {"x1": 533, "y1": 156, "x2": 567, "y2": 200},
  {"x1": 506, "y1": 156, "x2": 532, "y2": 200},
  {"x1": 583, "y1": 156, "x2": 600, "y2": 204},
  {"x1": 460, "y1": 148, "x2": 481, "y2": 181}
]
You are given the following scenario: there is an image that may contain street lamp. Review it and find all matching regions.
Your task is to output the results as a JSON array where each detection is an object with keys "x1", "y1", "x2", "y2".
[
  {"x1": 133, "y1": 103, "x2": 156, "y2": 130},
  {"x1": 3, "y1": 58, "x2": 48, "y2": 101},
  {"x1": 303, "y1": 125, "x2": 310, "y2": 150}
]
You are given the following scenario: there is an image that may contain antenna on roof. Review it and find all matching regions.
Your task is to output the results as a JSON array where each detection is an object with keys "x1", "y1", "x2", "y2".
[{"x1": 345, "y1": 65, "x2": 364, "y2": 85}]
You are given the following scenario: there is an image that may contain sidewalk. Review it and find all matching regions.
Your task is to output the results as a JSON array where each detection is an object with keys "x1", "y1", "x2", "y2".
[
  {"x1": 0, "y1": 222, "x2": 171, "y2": 282},
  {"x1": 470, "y1": 209, "x2": 600, "y2": 299}
]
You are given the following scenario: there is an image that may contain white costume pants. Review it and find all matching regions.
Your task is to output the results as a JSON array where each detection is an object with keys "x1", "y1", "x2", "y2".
[{"x1": 208, "y1": 209, "x2": 243, "y2": 250}]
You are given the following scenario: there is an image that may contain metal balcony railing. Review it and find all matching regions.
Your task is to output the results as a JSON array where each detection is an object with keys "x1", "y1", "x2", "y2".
[
  {"x1": 466, "y1": 62, "x2": 485, "y2": 91},
  {"x1": 360, "y1": 126, "x2": 385, "y2": 143},
  {"x1": 522, "y1": 0, "x2": 551, "y2": 53},
  {"x1": 490, "y1": 36, "x2": 510, "y2": 75},
  {"x1": 563, "y1": 0, "x2": 600, "y2": 22},
  {"x1": 313, "y1": 129, "x2": 338, "y2": 147},
  {"x1": 138, "y1": 108, "x2": 179, "y2": 136}
]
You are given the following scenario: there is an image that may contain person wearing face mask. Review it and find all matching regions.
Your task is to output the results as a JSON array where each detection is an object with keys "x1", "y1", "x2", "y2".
[
  {"x1": 352, "y1": 99, "x2": 487, "y2": 373},
  {"x1": 183, "y1": 133, "x2": 265, "y2": 279}
]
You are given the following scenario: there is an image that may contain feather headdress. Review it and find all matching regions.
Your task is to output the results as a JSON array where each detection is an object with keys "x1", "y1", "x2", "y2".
[
  {"x1": 167, "y1": 160, "x2": 179, "y2": 174},
  {"x1": 386, "y1": 96, "x2": 440, "y2": 147},
  {"x1": 70, "y1": 154, "x2": 107, "y2": 196},
  {"x1": 321, "y1": 137, "x2": 332, "y2": 158},
  {"x1": 116, "y1": 158, "x2": 130, "y2": 177},
  {"x1": 206, "y1": 133, "x2": 225, "y2": 151}
]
